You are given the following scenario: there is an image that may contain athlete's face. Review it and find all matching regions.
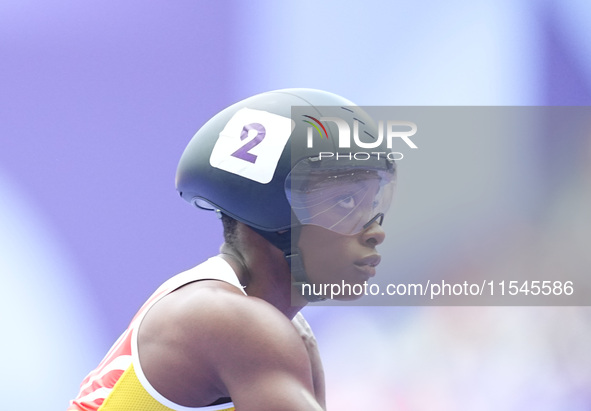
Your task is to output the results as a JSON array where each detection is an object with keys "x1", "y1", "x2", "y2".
[
  {"x1": 297, "y1": 220, "x2": 386, "y2": 301},
  {"x1": 288, "y1": 163, "x2": 394, "y2": 300}
]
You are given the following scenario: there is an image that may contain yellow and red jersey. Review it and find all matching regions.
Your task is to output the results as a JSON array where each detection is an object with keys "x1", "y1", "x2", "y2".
[{"x1": 68, "y1": 257, "x2": 242, "y2": 411}]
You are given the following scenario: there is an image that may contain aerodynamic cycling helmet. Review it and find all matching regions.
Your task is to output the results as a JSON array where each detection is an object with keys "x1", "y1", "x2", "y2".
[{"x1": 176, "y1": 88, "x2": 396, "y2": 301}]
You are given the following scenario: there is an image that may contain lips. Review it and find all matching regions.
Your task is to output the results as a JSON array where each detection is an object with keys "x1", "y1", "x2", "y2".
[{"x1": 354, "y1": 254, "x2": 381, "y2": 277}]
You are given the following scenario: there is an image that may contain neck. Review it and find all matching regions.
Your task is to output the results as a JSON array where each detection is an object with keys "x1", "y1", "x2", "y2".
[{"x1": 218, "y1": 242, "x2": 307, "y2": 320}]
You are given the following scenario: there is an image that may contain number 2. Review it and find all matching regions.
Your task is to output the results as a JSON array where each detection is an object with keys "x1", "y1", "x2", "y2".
[{"x1": 231, "y1": 123, "x2": 266, "y2": 164}]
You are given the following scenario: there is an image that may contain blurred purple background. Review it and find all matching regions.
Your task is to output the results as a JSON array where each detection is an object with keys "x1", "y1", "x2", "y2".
[{"x1": 1, "y1": 1, "x2": 591, "y2": 409}]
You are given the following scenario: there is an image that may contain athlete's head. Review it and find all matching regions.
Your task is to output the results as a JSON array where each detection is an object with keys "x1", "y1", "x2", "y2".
[{"x1": 176, "y1": 89, "x2": 396, "y2": 301}]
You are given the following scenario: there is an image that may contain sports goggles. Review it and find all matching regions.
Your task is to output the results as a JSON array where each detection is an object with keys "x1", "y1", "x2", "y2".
[{"x1": 285, "y1": 157, "x2": 396, "y2": 235}]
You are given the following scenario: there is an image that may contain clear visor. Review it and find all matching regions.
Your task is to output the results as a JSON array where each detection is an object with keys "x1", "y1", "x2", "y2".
[{"x1": 285, "y1": 158, "x2": 396, "y2": 235}]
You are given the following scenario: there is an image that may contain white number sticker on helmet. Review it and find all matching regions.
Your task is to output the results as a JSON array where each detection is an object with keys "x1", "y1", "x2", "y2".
[{"x1": 209, "y1": 108, "x2": 294, "y2": 184}]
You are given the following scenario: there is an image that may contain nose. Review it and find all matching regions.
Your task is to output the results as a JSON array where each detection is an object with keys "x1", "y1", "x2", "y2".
[{"x1": 360, "y1": 220, "x2": 386, "y2": 247}]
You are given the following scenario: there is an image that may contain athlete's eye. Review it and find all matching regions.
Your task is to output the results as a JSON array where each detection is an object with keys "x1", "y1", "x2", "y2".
[{"x1": 337, "y1": 195, "x2": 356, "y2": 210}]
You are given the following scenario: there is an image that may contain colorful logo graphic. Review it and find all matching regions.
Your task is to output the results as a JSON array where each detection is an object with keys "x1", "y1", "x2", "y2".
[{"x1": 302, "y1": 115, "x2": 329, "y2": 140}]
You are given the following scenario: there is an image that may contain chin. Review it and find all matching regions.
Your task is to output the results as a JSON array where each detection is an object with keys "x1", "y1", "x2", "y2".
[
  {"x1": 330, "y1": 293, "x2": 365, "y2": 302},
  {"x1": 330, "y1": 278, "x2": 369, "y2": 301}
]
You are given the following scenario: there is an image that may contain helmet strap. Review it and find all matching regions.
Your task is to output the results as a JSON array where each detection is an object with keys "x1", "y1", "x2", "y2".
[{"x1": 249, "y1": 225, "x2": 326, "y2": 303}]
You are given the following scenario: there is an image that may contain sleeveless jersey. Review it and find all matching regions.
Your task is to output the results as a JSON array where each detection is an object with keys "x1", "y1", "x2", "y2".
[{"x1": 68, "y1": 257, "x2": 243, "y2": 411}]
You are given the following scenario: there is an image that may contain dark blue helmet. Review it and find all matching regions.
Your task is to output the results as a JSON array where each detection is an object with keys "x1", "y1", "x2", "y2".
[{"x1": 176, "y1": 88, "x2": 395, "y2": 235}]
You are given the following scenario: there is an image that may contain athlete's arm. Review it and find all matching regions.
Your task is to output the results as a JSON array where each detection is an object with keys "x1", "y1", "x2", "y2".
[
  {"x1": 139, "y1": 281, "x2": 324, "y2": 411},
  {"x1": 208, "y1": 292, "x2": 323, "y2": 411},
  {"x1": 293, "y1": 313, "x2": 326, "y2": 410}
]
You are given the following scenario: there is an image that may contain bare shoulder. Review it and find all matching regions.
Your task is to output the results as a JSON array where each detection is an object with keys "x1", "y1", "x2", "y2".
[
  {"x1": 138, "y1": 280, "x2": 313, "y2": 408},
  {"x1": 143, "y1": 279, "x2": 304, "y2": 350}
]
